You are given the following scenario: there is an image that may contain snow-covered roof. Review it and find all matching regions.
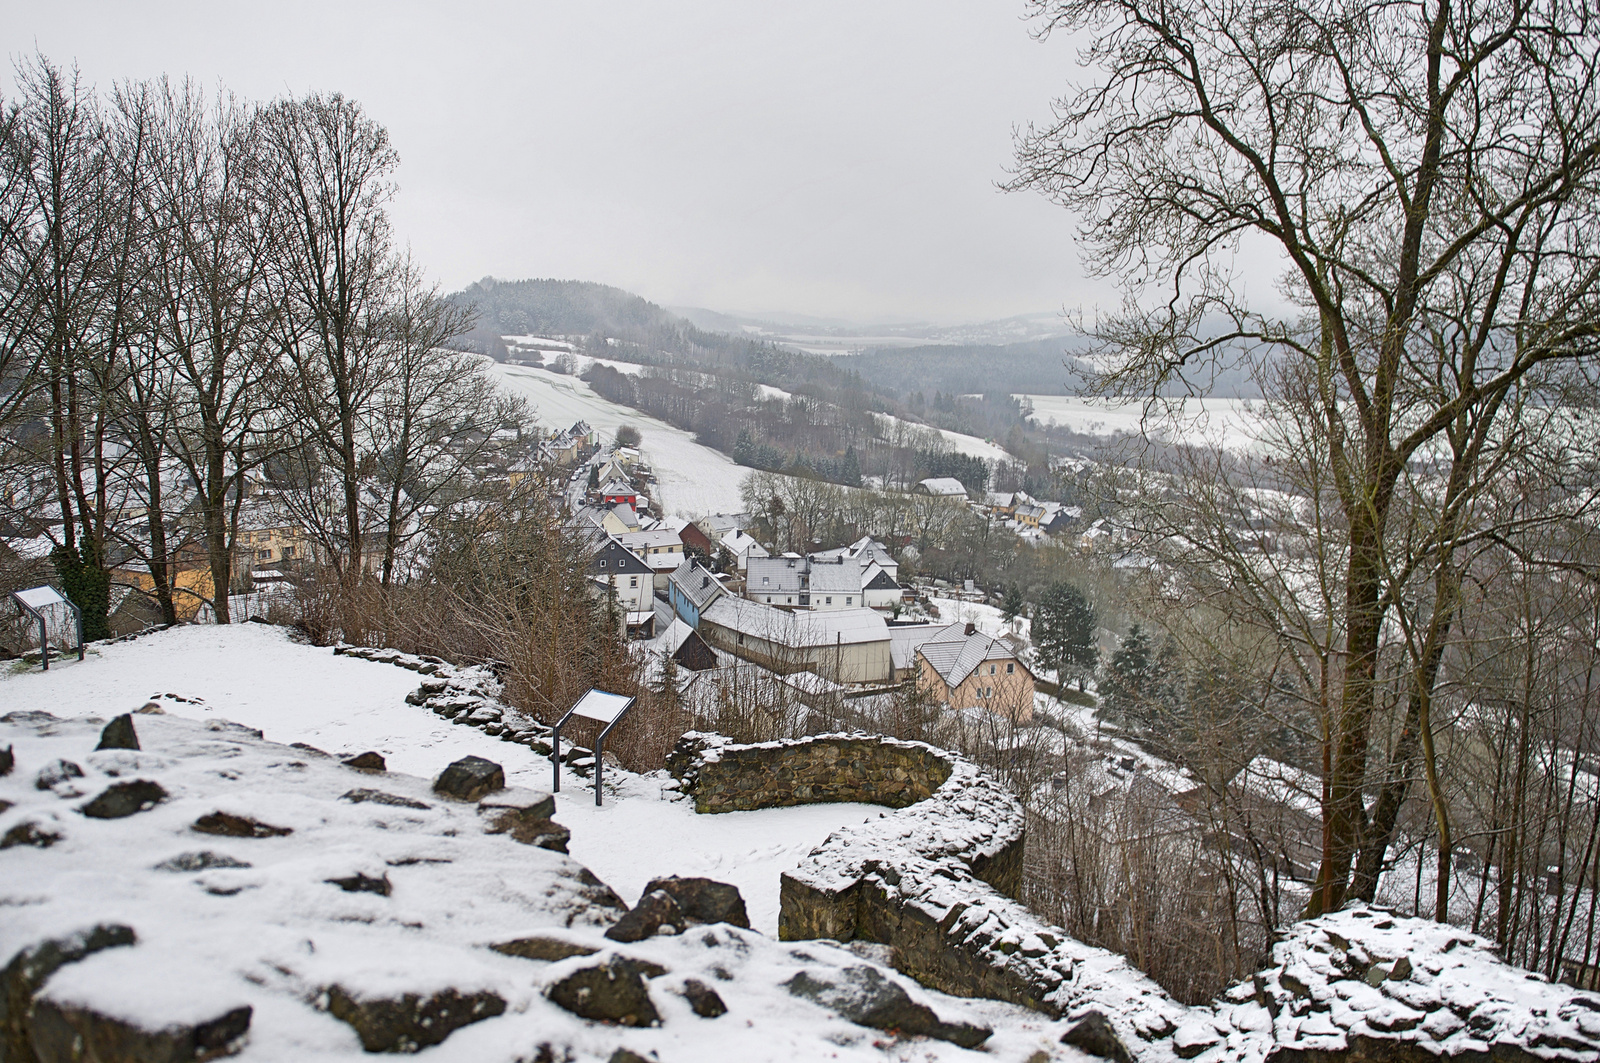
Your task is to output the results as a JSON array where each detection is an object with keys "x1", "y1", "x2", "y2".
[
  {"x1": 915, "y1": 623, "x2": 1026, "y2": 687},
  {"x1": 1232, "y1": 755, "x2": 1322, "y2": 818},
  {"x1": 719, "y1": 529, "x2": 765, "y2": 557},
  {"x1": 888, "y1": 623, "x2": 946, "y2": 672},
  {"x1": 616, "y1": 528, "x2": 681, "y2": 552},
  {"x1": 669, "y1": 558, "x2": 725, "y2": 609},
  {"x1": 916, "y1": 477, "x2": 967, "y2": 496},
  {"x1": 701, "y1": 597, "x2": 889, "y2": 647}
]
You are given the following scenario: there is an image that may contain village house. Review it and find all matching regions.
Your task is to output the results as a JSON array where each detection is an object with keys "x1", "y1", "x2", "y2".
[
  {"x1": 584, "y1": 535, "x2": 655, "y2": 637},
  {"x1": 914, "y1": 621, "x2": 1036, "y2": 721},
  {"x1": 668, "y1": 558, "x2": 726, "y2": 629},
  {"x1": 616, "y1": 527, "x2": 684, "y2": 591},
  {"x1": 697, "y1": 596, "x2": 893, "y2": 685},
  {"x1": 914, "y1": 476, "x2": 968, "y2": 498},
  {"x1": 675, "y1": 519, "x2": 713, "y2": 557},
  {"x1": 719, "y1": 528, "x2": 769, "y2": 574},
  {"x1": 744, "y1": 551, "x2": 901, "y2": 612}
]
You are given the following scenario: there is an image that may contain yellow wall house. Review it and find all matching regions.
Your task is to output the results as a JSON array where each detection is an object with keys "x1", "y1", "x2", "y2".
[
  {"x1": 915, "y1": 622, "x2": 1035, "y2": 721},
  {"x1": 235, "y1": 525, "x2": 309, "y2": 574},
  {"x1": 115, "y1": 567, "x2": 216, "y2": 622}
]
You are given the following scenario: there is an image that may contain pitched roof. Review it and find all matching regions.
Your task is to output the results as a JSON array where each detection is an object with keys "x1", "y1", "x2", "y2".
[
  {"x1": 915, "y1": 623, "x2": 1028, "y2": 688},
  {"x1": 917, "y1": 477, "x2": 968, "y2": 496},
  {"x1": 701, "y1": 597, "x2": 889, "y2": 647},
  {"x1": 669, "y1": 558, "x2": 725, "y2": 609}
]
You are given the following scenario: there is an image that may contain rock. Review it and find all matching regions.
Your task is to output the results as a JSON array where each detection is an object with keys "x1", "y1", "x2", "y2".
[
  {"x1": 432, "y1": 756, "x2": 505, "y2": 801},
  {"x1": 94, "y1": 713, "x2": 140, "y2": 751},
  {"x1": 478, "y1": 787, "x2": 556, "y2": 824},
  {"x1": 192, "y1": 811, "x2": 292, "y2": 838},
  {"x1": 0, "y1": 744, "x2": 13, "y2": 776},
  {"x1": 135, "y1": 702, "x2": 165, "y2": 714},
  {"x1": 324, "y1": 984, "x2": 505, "y2": 1052},
  {"x1": 1060, "y1": 1010, "x2": 1136, "y2": 1063},
  {"x1": 35, "y1": 759, "x2": 84, "y2": 791},
  {"x1": 341, "y1": 751, "x2": 386, "y2": 771},
  {"x1": 1172, "y1": 1020, "x2": 1221, "y2": 1059},
  {"x1": 784, "y1": 966, "x2": 991, "y2": 1048},
  {"x1": 325, "y1": 872, "x2": 392, "y2": 896},
  {"x1": 608, "y1": 1050, "x2": 653, "y2": 1063},
  {"x1": 546, "y1": 955, "x2": 666, "y2": 1027},
  {"x1": 153, "y1": 851, "x2": 252, "y2": 872},
  {"x1": 341, "y1": 788, "x2": 431, "y2": 810},
  {"x1": 642, "y1": 875, "x2": 750, "y2": 929},
  {"x1": 606, "y1": 890, "x2": 685, "y2": 943},
  {"x1": 1, "y1": 924, "x2": 137, "y2": 1062},
  {"x1": 79, "y1": 779, "x2": 167, "y2": 819},
  {"x1": 290, "y1": 742, "x2": 331, "y2": 758},
  {"x1": 489, "y1": 936, "x2": 599, "y2": 962},
  {"x1": 28, "y1": 997, "x2": 251, "y2": 1062},
  {"x1": 1389, "y1": 955, "x2": 1413, "y2": 981},
  {"x1": 505, "y1": 818, "x2": 572, "y2": 853},
  {"x1": 0, "y1": 819, "x2": 62, "y2": 849},
  {"x1": 682, "y1": 978, "x2": 728, "y2": 1018}
]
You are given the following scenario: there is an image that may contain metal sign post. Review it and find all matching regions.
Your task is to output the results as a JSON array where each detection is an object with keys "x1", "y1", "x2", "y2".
[
  {"x1": 11, "y1": 587, "x2": 84, "y2": 670},
  {"x1": 551, "y1": 689, "x2": 636, "y2": 806}
]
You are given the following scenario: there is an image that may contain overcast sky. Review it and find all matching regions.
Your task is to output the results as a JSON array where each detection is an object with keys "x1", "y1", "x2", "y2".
[{"x1": 6, "y1": 1, "x2": 1111, "y2": 324}]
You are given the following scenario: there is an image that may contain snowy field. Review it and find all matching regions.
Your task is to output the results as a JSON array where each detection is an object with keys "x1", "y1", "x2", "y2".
[
  {"x1": 1018, "y1": 394, "x2": 1268, "y2": 452},
  {"x1": 494, "y1": 363, "x2": 751, "y2": 518},
  {"x1": 0, "y1": 625, "x2": 879, "y2": 935}
]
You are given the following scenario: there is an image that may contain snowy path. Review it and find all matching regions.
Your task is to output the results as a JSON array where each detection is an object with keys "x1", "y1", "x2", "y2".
[{"x1": 0, "y1": 625, "x2": 873, "y2": 933}]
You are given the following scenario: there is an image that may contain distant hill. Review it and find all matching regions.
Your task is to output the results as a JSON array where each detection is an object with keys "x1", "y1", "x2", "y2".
[
  {"x1": 834, "y1": 339, "x2": 1090, "y2": 400},
  {"x1": 448, "y1": 277, "x2": 690, "y2": 356}
]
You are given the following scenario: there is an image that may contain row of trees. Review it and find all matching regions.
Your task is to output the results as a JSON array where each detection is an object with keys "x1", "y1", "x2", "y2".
[{"x1": 1, "y1": 57, "x2": 519, "y2": 634}]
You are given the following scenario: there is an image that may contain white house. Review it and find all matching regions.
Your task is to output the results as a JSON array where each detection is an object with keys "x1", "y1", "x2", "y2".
[
  {"x1": 616, "y1": 528, "x2": 684, "y2": 592},
  {"x1": 719, "y1": 528, "x2": 769, "y2": 573},
  {"x1": 698, "y1": 597, "x2": 892, "y2": 685}
]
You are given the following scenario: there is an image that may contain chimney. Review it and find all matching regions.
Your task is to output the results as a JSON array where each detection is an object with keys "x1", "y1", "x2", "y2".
[{"x1": 964, "y1": 622, "x2": 976, "y2": 637}]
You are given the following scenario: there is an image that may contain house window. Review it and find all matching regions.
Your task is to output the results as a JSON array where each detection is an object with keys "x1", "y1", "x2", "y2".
[
  {"x1": 766, "y1": 596, "x2": 772, "y2": 603},
  {"x1": 599, "y1": 559, "x2": 607, "y2": 568},
  {"x1": 984, "y1": 686, "x2": 992, "y2": 697},
  {"x1": 989, "y1": 664, "x2": 996, "y2": 675},
  {"x1": 786, "y1": 597, "x2": 792, "y2": 604},
  {"x1": 1006, "y1": 662, "x2": 1014, "y2": 674},
  {"x1": 257, "y1": 549, "x2": 271, "y2": 560},
  {"x1": 846, "y1": 597, "x2": 853, "y2": 605},
  {"x1": 629, "y1": 576, "x2": 638, "y2": 588},
  {"x1": 825, "y1": 597, "x2": 832, "y2": 605}
]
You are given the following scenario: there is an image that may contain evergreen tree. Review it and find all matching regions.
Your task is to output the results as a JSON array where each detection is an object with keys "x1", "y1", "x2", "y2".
[
  {"x1": 1001, "y1": 583, "x2": 1025, "y2": 623},
  {"x1": 51, "y1": 537, "x2": 111, "y2": 643},
  {"x1": 1031, "y1": 581, "x2": 1098, "y2": 691}
]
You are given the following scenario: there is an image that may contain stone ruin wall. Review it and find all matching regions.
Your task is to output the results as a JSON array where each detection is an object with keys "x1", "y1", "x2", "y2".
[{"x1": 666, "y1": 731, "x2": 1600, "y2": 1063}]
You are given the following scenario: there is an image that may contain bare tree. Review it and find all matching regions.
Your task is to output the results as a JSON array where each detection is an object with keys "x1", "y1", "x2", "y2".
[
  {"x1": 1014, "y1": 0, "x2": 1600, "y2": 916},
  {"x1": 258, "y1": 92, "x2": 397, "y2": 583}
]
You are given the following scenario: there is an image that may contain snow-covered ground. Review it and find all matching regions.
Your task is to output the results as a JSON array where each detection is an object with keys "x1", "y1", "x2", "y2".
[
  {"x1": 494, "y1": 363, "x2": 751, "y2": 518},
  {"x1": 1, "y1": 694, "x2": 1073, "y2": 1062},
  {"x1": 1018, "y1": 394, "x2": 1267, "y2": 452},
  {"x1": 0, "y1": 625, "x2": 879, "y2": 935}
]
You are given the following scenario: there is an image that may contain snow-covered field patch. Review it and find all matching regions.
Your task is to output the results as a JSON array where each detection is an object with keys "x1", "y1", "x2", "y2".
[
  {"x1": 494, "y1": 363, "x2": 753, "y2": 517},
  {"x1": 1018, "y1": 394, "x2": 1267, "y2": 452}
]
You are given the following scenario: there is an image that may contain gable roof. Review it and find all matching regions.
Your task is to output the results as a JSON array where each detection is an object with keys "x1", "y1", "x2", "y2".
[
  {"x1": 701, "y1": 596, "x2": 890, "y2": 647},
  {"x1": 917, "y1": 477, "x2": 967, "y2": 496},
  {"x1": 864, "y1": 568, "x2": 899, "y2": 591},
  {"x1": 669, "y1": 558, "x2": 725, "y2": 610},
  {"x1": 915, "y1": 622, "x2": 1030, "y2": 688}
]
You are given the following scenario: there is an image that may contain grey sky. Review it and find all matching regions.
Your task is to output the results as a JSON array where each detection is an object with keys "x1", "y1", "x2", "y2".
[{"x1": 7, "y1": 1, "x2": 1112, "y2": 324}]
